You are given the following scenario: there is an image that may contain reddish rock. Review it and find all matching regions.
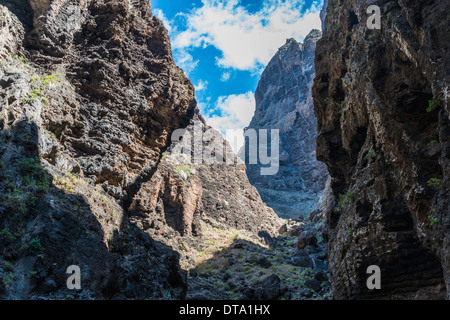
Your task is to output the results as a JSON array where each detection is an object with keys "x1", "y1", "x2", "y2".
[{"x1": 313, "y1": 0, "x2": 449, "y2": 299}]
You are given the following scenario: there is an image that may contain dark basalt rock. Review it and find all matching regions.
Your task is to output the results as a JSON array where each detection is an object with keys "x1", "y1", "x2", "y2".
[
  {"x1": 313, "y1": 0, "x2": 450, "y2": 299},
  {"x1": 254, "y1": 274, "x2": 282, "y2": 300},
  {"x1": 297, "y1": 230, "x2": 318, "y2": 249},
  {"x1": 305, "y1": 279, "x2": 322, "y2": 293},
  {"x1": 291, "y1": 250, "x2": 314, "y2": 268},
  {"x1": 257, "y1": 256, "x2": 272, "y2": 268}
]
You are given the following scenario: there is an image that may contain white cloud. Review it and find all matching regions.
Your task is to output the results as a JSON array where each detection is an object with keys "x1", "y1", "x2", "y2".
[
  {"x1": 202, "y1": 92, "x2": 255, "y2": 152},
  {"x1": 152, "y1": 1, "x2": 323, "y2": 151},
  {"x1": 220, "y1": 71, "x2": 231, "y2": 82},
  {"x1": 171, "y1": 0, "x2": 322, "y2": 71},
  {"x1": 194, "y1": 80, "x2": 208, "y2": 91},
  {"x1": 173, "y1": 50, "x2": 199, "y2": 75}
]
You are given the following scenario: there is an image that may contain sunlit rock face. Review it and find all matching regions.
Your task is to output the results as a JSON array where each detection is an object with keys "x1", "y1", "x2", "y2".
[
  {"x1": 313, "y1": 0, "x2": 449, "y2": 299},
  {"x1": 243, "y1": 29, "x2": 329, "y2": 219}
]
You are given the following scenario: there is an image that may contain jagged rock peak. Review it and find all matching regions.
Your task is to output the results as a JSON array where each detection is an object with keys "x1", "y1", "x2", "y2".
[
  {"x1": 274, "y1": 29, "x2": 322, "y2": 61},
  {"x1": 274, "y1": 38, "x2": 301, "y2": 59},
  {"x1": 245, "y1": 26, "x2": 328, "y2": 219},
  {"x1": 304, "y1": 29, "x2": 322, "y2": 43}
]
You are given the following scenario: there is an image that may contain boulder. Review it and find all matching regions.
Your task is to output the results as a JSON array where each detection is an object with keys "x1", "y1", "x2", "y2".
[{"x1": 297, "y1": 230, "x2": 317, "y2": 249}]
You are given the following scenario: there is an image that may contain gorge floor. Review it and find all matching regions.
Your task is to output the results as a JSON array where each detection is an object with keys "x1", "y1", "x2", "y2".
[{"x1": 183, "y1": 214, "x2": 330, "y2": 301}]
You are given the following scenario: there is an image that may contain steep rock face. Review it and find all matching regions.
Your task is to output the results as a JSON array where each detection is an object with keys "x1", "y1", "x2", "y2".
[
  {"x1": 313, "y1": 0, "x2": 449, "y2": 299},
  {"x1": 244, "y1": 30, "x2": 329, "y2": 218},
  {"x1": 0, "y1": 0, "x2": 282, "y2": 299},
  {"x1": 2, "y1": 0, "x2": 197, "y2": 202},
  {"x1": 129, "y1": 113, "x2": 283, "y2": 270},
  {"x1": 0, "y1": 0, "x2": 192, "y2": 300}
]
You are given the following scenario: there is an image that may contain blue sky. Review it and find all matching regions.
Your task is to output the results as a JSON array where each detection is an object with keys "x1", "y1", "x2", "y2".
[{"x1": 151, "y1": 0, "x2": 323, "y2": 151}]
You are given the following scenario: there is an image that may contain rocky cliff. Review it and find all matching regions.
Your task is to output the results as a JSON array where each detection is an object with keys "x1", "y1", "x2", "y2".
[
  {"x1": 313, "y1": 0, "x2": 449, "y2": 299},
  {"x1": 129, "y1": 114, "x2": 283, "y2": 271},
  {"x1": 0, "y1": 0, "x2": 282, "y2": 299},
  {"x1": 244, "y1": 29, "x2": 329, "y2": 219}
]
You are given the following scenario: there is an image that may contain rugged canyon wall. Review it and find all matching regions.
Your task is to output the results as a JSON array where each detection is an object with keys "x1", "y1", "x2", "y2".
[
  {"x1": 0, "y1": 0, "x2": 191, "y2": 300},
  {"x1": 0, "y1": 0, "x2": 281, "y2": 299},
  {"x1": 244, "y1": 30, "x2": 329, "y2": 219},
  {"x1": 313, "y1": 0, "x2": 449, "y2": 299},
  {"x1": 129, "y1": 113, "x2": 283, "y2": 271}
]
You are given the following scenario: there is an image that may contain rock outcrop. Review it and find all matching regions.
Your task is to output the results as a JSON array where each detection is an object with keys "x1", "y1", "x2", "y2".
[
  {"x1": 0, "y1": 0, "x2": 191, "y2": 300},
  {"x1": 313, "y1": 0, "x2": 449, "y2": 299},
  {"x1": 129, "y1": 114, "x2": 283, "y2": 270},
  {"x1": 0, "y1": 0, "x2": 282, "y2": 299},
  {"x1": 244, "y1": 29, "x2": 329, "y2": 218}
]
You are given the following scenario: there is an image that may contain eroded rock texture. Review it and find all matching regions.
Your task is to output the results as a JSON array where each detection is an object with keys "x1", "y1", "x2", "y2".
[
  {"x1": 313, "y1": 0, "x2": 449, "y2": 299},
  {"x1": 129, "y1": 113, "x2": 283, "y2": 270},
  {"x1": 0, "y1": 0, "x2": 281, "y2": 299},
  {"x1": 0, "y1": 0, "x2": 194, "y2": 300},
  {"x1": 244, "y1": 30, "x2": 329, "y2": 218}
]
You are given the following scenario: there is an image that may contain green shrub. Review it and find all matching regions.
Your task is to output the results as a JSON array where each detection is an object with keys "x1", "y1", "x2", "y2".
[
  {"x1": 3, "y1": 158, "x2": 50, "y2": 221},
  {"x1": 347, "y1": 227, "x2": 353, "y2": 236},
  {"x1": 23, "y1": 74, "x2": 61, "y2": 104},
  {"x1": 427, "y1": 140, "x2": 438, "y2": 147},
  {"x1": 19, "y1": 158, "x2": 50, "y2": 192},
  {"x1": 365, "y1": 149, "x2": 376, "y2": 159},
  {"x1": 338, "y1": 101, "x2": 344, "y2": 114},
  {"x1": 337, "y1": 192, "x2": 355, "y2": 208},
  {"x1": 175, "y1": 164, "x2": 193, "y2": 180},
  {"x1": 428, "y1": 215, "x2": 439, "y2": 227},
  {"x1": 29, "y1": 238, "x2": 44, "y2": 253},
  {"x1": 426, "y1": 99, "x2": 436, "y2": 113},
  {"x1": 12, "y1": 55, "x2": 28, "y2": 65},
  {"x1": 2, "y1": 272, "x2": 14, "y2": 289},
  {"x1": 0, "y1": 228, "x2": 16, "y2": 242},
  {"x1": 427, "y1": 178, "x2": 442, "y2": 189},
  {"x1": 4, "y1": 187, "x2": 34, "y2": 217}
]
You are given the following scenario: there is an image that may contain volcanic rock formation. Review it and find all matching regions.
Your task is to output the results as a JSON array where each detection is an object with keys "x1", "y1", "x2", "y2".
[
  {"x1": 243, "y1": 29, "x2": 329, "y2": 219},
  {"x1": 0, "y1": 0, "x2": 281, "y2": 299},
  {"x1": 313, "y1": 0, "x2": 449, "y2": 299}
]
